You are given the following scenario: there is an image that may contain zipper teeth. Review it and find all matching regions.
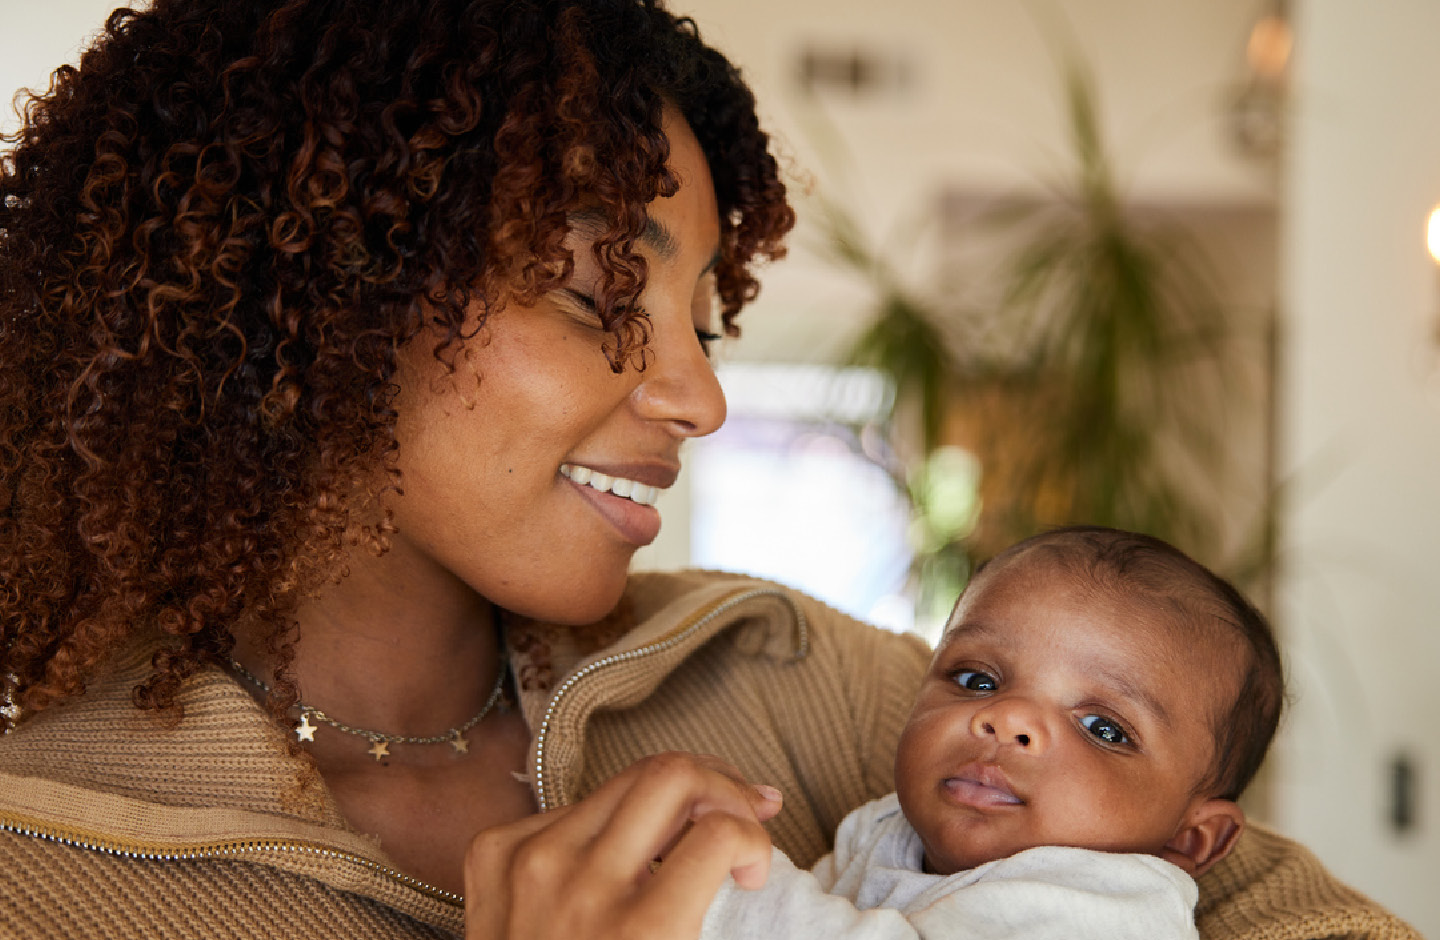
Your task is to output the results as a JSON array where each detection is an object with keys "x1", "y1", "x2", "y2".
[
  {"x1": 0, "y1": 815, "x2": 463, "y2": 906},
  {"x1": 0, "y1": 588, "x2": 808, "y2": 903},
  {"x1": 533, "y1": 587, "x2": 809, "y2": 812}
]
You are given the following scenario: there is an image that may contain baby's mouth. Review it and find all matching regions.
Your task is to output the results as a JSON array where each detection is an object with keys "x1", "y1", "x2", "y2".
[
  {"x1": 942, "y1": 763, "x2": 1024, "y2": 807},
  {"x1": 559, "y1": 464, "x2": 662, "y2": 507}
]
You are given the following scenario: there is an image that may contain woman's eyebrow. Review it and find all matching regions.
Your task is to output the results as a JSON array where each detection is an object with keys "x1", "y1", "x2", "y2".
[{"x1": 568, "y1": 209, "x2": 718, "y2": 270}]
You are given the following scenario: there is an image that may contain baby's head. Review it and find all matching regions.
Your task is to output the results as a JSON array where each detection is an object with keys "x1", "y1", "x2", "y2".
[{"x1": 895, "y1": 526, "x2": 1283, "y2": 877}]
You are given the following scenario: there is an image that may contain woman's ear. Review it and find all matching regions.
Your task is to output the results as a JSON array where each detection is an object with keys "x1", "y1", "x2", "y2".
[{"x1": 1159, "y1": 799, "x2": 1246, "y2": 877}]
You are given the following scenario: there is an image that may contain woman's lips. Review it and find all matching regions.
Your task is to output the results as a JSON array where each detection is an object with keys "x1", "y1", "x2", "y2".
[
  {"x1": 941, "y1": 764, "x2": 1024, "y2": 809},
  {"x1": 560, "y1": 465, "x2": 666, "y2": 546},
  {"x1": 560, "y1": 463, "x2": 663, "y2": 505}
]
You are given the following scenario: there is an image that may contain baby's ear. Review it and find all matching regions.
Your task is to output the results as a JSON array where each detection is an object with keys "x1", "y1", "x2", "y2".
[{"x1": 1159, "y1": 799, "x2": 1245, "y2": 877}]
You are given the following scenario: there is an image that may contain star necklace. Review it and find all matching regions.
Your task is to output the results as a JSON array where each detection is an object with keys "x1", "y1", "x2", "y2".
[{"x1": 229, "y1": 654, "x2": 510, "y2": 762}]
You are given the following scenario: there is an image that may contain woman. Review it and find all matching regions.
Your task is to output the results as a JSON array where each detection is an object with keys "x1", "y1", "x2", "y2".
[{"x1": 0, "y1": 1, "x2": 1413, "y2": 938}]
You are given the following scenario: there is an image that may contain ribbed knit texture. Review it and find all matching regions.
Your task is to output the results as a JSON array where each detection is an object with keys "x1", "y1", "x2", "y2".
[
  {"x1": 1196, "y1": 823, "x2": 1420, "y2": 939},
  {"x1": 0, "y1": 642, "x2": 339, "y2": 823},
  {"x1": 0, "y1": 571, "x2": 1420, "y2": 939},
  {"x1": 0, "y1": 834, "x2": 455, "y2": 940}
]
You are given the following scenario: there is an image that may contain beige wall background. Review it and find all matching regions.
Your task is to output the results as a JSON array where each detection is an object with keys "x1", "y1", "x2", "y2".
[{"x1": 5, "y1": 1, "x2": 1438, "y2": 934}]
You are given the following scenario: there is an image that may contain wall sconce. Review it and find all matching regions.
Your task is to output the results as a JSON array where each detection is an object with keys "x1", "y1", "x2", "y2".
[
  {"x1": 1428, "y1": 205, "x2": 1440, "y2": 344},
  {"x1": 1427, "y1": 205, "x2": 1440, "y2": 269},
  {"x1": 1247, "y1": 8, "x2": 1292, "y2": 83},
  {"x1": 1230, "y1": 1, "x2": 1291, "y2": 158}
]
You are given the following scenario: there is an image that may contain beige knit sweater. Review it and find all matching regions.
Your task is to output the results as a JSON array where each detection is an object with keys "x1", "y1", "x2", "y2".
[{"x1": 0, "y1": 570, "x2": 1418, "y2": 939}]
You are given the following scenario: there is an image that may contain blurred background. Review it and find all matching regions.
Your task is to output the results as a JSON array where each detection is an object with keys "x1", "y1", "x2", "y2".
[{"x1": 5, "y1": 0, "x2": 1439, "y2": 933}]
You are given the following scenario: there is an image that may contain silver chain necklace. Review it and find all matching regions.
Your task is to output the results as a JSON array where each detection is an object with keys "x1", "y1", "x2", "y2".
[{"x1": 229, "y1": 656, "x2": 509, "y2": 762}]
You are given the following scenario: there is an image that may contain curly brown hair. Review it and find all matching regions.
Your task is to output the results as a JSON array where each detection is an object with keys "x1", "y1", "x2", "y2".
[{"x1": 0, "y1": 0, "x2": 794, "y2": 727}]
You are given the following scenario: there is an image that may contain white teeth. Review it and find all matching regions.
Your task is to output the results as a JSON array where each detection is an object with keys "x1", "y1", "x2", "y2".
[{"x1": 560, "y1": 464, "x2": 662, "y2": 507}]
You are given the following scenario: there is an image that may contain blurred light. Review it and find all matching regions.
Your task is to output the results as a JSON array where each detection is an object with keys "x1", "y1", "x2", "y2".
[
  {"x1": 1232, "y1": 6, "x2": 1290, "y2": 159},
  {"x1": 716, "y1": 362, "x2": 894, "y2": 425},
  {"x1": 1246, "y1": 13, "x2": 1292, "y2": 82},
  {"x1": 1427, "y1": 205, "x2": 1440, "y2": 265}
]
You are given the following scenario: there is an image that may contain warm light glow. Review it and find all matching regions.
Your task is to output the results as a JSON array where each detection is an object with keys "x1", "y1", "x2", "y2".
[
  {"x1": 1428, "y1": 206, "x2": 1440, "y2": 265},
  {"x1": 1247, "y1": 14, "x2": 1292, "y2": 82}
]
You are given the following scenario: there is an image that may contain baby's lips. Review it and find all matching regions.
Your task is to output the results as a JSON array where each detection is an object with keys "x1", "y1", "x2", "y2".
[{"x1": 944, "y1": 761, "x2": 1024, "y2": 806}]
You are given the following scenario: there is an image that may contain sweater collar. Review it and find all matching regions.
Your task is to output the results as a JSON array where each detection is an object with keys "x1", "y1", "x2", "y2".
[
  {"x1": 518, "y1": 570, "x2": 810, "y2": 812},
  {"x1": 0, "y1": 642, "x2": 465, "y2": 931}
]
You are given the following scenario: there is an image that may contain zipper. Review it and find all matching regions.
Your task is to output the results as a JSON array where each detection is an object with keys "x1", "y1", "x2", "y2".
[
  {"x1": 533, "y1": 587, "x2": 809, "y2": 812},
  {"x1": 0, "y1": 585, "x2": 808, "y2": 902},
  {"x1": 0, "y1": 810, "x2": 463, "y2": 907}
]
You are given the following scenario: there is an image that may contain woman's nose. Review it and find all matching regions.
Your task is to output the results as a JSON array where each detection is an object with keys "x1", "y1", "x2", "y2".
[
  {"x1": 969, "y1": 697, "x2": 1049, "y2": 752},
  {"x1": 631, "y1": 317, "x2": 726, "y2": 439}
]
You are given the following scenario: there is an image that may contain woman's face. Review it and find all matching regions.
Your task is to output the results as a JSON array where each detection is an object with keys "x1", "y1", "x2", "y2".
[{"x1": 389, "y1": 109, "x2": 726, "y2": 624}]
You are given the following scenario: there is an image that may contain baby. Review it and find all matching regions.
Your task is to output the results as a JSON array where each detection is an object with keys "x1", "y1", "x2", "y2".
[{"x1": 701, "y1": 525, "x2": 1284, "y2": 940}]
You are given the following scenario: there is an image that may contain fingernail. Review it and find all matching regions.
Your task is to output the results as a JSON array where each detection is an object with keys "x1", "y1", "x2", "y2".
[{"x1": 753, "y1": 784, "x2": 783, "y2": 803}]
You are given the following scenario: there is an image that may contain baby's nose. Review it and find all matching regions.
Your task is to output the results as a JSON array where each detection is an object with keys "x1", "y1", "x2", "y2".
[{"x1": 971, "y1": 698, "x2": 1048, "y2": 751}]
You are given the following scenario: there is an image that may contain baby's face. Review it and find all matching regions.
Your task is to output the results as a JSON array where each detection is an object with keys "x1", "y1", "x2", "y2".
[{"x1": 895, "y1": 556, "x2": 1238, "y2": 875}]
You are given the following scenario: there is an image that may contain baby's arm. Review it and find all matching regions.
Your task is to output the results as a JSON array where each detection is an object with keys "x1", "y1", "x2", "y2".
[
  {"x1": 700, "y1": 847, "x2": 924, "y2": 940},
  {"x1": 903, "y1": 848, "x2": 1201, "y2": 940},
  {"x1": 698, "y1": 845, "x2": 1201, "y2": 940}
]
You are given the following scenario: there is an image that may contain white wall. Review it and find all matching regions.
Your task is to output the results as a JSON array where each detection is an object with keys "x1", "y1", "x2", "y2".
[
  {"x1": 674, "y1": 0, "x2": 1276, "y2": 368},
  {"x1": 0, "y1": 1, "x2": 118, "y2": 134},
  {"x1": 1273, "y1": 0, "x2": 1440, "y2": 933}
]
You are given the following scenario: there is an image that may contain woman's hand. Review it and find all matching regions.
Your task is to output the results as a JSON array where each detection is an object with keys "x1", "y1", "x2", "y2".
[{"x1": 464, "y1": 751, "x2": 782, "y2": 940}]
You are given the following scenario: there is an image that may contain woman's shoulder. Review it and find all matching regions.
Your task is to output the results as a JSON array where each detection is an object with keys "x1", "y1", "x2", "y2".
[
  {"x1": 1196, "y1": 821, "x2": 1422, "y2": 940},
  {"x1": 623, "y1": 568, "x2": 931, "y2": 668}
]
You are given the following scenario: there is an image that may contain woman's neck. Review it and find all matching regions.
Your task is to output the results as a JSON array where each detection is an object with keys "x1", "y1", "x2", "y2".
[{"x1": 233, "y1": 539, "x2": 505, "y2": 742}]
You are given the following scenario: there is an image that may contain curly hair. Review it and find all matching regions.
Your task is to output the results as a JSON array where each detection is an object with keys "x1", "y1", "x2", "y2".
[{"x1": 0, "y1": 0, "x2": 794, "y2": 728}]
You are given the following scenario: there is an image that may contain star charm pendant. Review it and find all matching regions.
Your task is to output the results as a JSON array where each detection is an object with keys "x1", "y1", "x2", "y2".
[
  {"x1": 368, "y1": 739, "x2": 390, "y2": 761},
  {"x1": 295, "y1": 713, "x2": 317, "y2": 743},
  {"x1": 449, "y1": 730, "x2": 470, "y2": 755}
]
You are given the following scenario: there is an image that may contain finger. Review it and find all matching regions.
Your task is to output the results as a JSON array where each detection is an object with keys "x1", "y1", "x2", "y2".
[
  {"x1": 465, "y1": 808, "x2": 580, "y2": 939},
  {"x1": 637, "y1": 809, "x2": 775, "y2": 937},
  {"x1": 607, "y1": 752, "x2": 781, "y2": 823},
  {"x1": 479, "y1": 752, "x2": 659, "y2": 861},
  {"x1": 589, "y1": 753, "x2": 764, "y2": 872},
  {"x1": 649, "y1": 783, "x2": 780, "y2": 863},
  {"x1": 680, "y1": 754, "x2": 779, "y2": 821},
  {"x1": 751, "y1": 784, "x2": 784, "y2": 822}
]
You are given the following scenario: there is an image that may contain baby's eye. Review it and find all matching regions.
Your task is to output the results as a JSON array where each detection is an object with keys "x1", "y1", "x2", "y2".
[
  {"x1": 1080, "y1": 714, "x2": 1129, "y2": 745},
  {"x1": 953, "y1": 670, "x2": 998, "y2": 693},
  {"x1": 695, "y1": 328, "x2": 722, "y2": 358}
]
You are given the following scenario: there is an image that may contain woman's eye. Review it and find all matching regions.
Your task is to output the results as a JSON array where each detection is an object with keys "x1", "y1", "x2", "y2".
[
  {"x1": 1080, "y1": 714, "x2": 1129, "y2": 745},
  {"x1": 695, "y1": 328, "x2": 722, "y2": 357},
  {"x1": 954, "y1": 669, "x2": 998, "y2": 693},
  {"x1": 558, "y1": 289, "x2": 603, "y2": 321}
]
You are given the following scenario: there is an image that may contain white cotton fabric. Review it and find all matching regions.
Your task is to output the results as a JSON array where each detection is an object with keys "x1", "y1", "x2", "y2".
[{"x1": 700, "y1": 793, "x2": 1200, "y2": 940}]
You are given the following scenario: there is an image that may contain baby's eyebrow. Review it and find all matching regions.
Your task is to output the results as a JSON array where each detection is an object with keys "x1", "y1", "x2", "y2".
[
  {"x1": 939, "y1": 619, "x2": 999, "y2": 645},
  {"x1": 1090, "y1": 664, "x2": 1171, "y2": 729}
]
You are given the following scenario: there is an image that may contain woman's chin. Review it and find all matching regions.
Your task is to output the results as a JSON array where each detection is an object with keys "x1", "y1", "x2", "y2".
[{"x1": 495, "y1": 566, "x2": 632, "y2": 627}]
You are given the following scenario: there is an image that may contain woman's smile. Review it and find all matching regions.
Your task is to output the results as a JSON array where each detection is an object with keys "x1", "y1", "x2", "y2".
[{"x1": 559, "y1": 462, "x2": 675, "y2": 545}]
